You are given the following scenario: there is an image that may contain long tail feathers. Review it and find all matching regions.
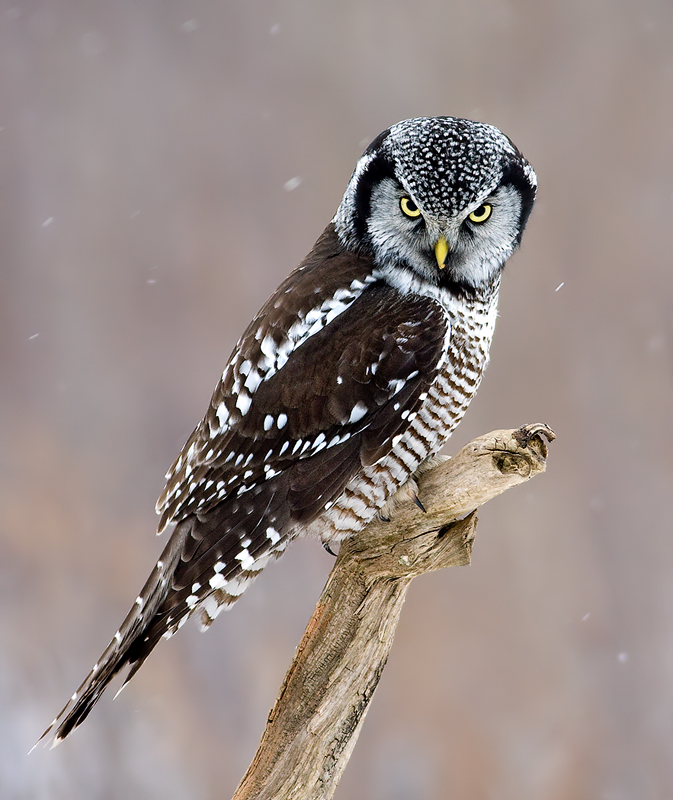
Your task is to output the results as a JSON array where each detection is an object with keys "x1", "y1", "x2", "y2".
[
  {"x1": 37, "y1": 479, "x2": 294, "y2": 749},
  {"x1": 36, "y1": 524, "x2": 189, "y2": 748}
]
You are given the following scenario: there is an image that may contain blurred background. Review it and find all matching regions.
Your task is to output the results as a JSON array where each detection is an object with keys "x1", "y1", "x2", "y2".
[{"x1": 2, "y1": 1, "x2": 672, "y2": 798}]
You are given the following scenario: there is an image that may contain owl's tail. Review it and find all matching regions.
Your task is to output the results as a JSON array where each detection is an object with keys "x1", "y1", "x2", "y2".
[
  {"x1": 37, "y1": 478, "x2": 294, "y2": 748},
  {"x1": 35, "y1": 522, "x2": 192, "y2": 748}
]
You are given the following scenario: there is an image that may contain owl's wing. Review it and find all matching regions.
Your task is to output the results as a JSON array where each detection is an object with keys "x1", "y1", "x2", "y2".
[
  {"x1": 158, "y1": 280, "x2": 448, "y2": 530},
  {"x1": 146, "y1": 280, "x2": 449, "y2": 623},
  {"x1": 40, "y1": 275, "x2": 449, "y2": 747}
]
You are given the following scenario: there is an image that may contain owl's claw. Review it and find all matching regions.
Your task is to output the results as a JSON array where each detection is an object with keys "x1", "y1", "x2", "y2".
[
  {"x1": 512, "y1": 423, "x2": 556, "y2": 448},
  {"x1": 412, "y1": 493, "x2": 426, "y2": 513},
  {"x1": 323, "y1": 542, "x2": 338, "y2": 557}
]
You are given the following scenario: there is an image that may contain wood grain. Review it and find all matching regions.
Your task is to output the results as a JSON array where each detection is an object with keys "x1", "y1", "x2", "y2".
[{"x1": 232, "y1": 424, "x2": 554, "y2": 800}]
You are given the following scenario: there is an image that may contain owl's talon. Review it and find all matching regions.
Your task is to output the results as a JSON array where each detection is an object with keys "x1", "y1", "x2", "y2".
[
  {"x1": 513, "y1": 423, "x2": 556, "y2": 448},
  {"x1": 323, "y1": 542, "x2": 338, "y2": 557},
  {"x1": 412, "y1": 493, "x2": 427, "y2": 513}
]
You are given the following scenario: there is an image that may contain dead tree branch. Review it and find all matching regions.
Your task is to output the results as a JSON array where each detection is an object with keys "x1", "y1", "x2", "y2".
[{"x1": 232, "y1": 424, "x2": 554, "y2": 800}]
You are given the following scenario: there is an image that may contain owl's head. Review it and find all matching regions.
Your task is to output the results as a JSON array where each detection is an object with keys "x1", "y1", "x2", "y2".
[{"x1": 333, "y1": 116, "x2": 537, "y2": 294}]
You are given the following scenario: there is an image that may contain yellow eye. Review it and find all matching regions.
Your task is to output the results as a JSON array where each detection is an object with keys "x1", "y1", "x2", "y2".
[
  {"x1": 400, "y1": 197, "x2": 422, "y2": 218},
  {"x1": 468, "y1": 204, "x2": 492, "y2": 224}
]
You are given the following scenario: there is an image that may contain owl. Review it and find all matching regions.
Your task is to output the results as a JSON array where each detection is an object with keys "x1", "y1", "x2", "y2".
[{"x1": 42, "y1": 116, "x2": 536, "y2": 744}]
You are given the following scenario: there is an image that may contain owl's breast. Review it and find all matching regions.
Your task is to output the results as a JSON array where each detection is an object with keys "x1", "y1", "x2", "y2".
[{"x1": 309, "y1": 285, "x2": 500, "y2": 543}]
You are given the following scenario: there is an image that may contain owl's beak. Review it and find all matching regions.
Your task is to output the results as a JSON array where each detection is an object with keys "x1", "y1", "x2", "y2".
[{"x1": 434, "y1": 236, "x2": 449, "y2": 269}]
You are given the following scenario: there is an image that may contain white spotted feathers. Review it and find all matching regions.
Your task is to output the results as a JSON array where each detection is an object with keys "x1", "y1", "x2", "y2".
[
  {"x1": 40, "y1": 116, "x2": 536, "y2": 746},
  {"x1": 156, "y1": 271, "x2": 379, "y2": 529}
]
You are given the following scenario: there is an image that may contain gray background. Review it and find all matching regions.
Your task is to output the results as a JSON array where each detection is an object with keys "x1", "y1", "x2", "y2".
[{"x1": 2, "y1": 1, "x2": 673, "y2": 798}]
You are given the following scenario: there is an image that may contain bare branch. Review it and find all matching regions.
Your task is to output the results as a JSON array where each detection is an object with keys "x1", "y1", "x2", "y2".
[{"x1": 232, "y1": 424, "x2": 554, "y2": 800}]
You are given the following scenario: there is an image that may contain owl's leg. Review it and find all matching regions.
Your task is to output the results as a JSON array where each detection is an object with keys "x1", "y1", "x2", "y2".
[{"x1": 377, "y1": 454, "x2": 451, "y2": 522}]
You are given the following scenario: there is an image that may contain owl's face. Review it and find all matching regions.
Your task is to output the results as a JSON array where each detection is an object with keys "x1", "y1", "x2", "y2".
[{"x1": 333, "y1": 117, "x2": 537, "y2": 294}]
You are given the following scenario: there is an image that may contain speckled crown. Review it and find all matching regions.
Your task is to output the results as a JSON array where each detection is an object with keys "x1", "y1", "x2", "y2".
[{"x1": 380, "y1": 116, "x2": 522, "y2": 217}]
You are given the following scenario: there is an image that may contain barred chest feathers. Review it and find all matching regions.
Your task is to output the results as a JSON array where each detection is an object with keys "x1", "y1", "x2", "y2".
[
  {"x1": 309, "y1": 271, "x2": 501, "y2": 543},
  {"x1": 155, "y1": 223, "x2": 500, "y2": 546}
]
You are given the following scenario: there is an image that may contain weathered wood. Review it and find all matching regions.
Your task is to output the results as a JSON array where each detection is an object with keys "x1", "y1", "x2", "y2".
[{"x1": 231, "y1": 424, "x2": 554, "y2": 800}]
